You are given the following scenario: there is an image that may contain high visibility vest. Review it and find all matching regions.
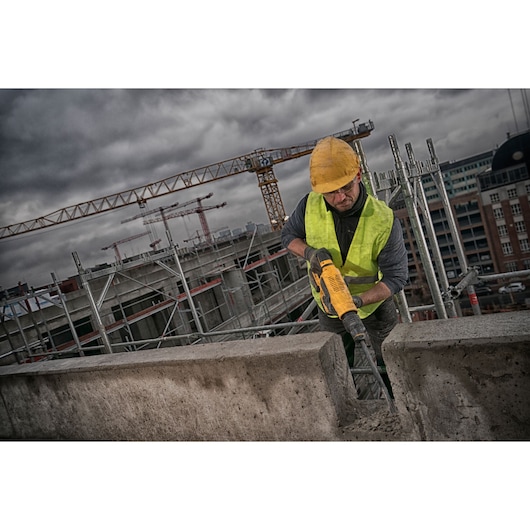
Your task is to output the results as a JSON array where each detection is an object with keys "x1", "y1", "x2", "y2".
[{"x1": 305, "y1": 191, "x2": 394, "y2": 319}]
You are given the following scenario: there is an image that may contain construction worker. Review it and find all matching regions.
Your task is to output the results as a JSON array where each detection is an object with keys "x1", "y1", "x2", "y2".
[{"x1": 281, "y1": 136, "x2": 408, "y2": 396}]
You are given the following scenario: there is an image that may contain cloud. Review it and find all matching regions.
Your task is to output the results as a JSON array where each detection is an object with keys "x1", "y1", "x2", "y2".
[{"x1": 0, "y1": 88, "x2": 524, "y2": 289}]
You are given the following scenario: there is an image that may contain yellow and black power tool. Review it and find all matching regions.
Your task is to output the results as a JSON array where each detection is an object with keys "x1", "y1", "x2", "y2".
[
  {"x1": 308, "y1": 249, "x2": 396, "y2": 412},
  {"x1": 310, "y1": 255, "x2": 366, "y2": 341}
]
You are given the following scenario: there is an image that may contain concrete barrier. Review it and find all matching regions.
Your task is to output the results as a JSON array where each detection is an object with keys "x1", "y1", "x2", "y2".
[
  {"x1": 383, "y1": 311, "x2": 530, "y2": 441},
  {"x1": 0, "y1": 332, "x2": 359, "y2": 441},
  {"x1": 4, "y1": 311, "x2": 527, "y2": 441}
]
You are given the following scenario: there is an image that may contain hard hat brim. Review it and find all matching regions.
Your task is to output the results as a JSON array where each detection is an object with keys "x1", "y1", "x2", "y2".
[{"x1": 311, "y1": 169, "x2": 358, "y2": 194}]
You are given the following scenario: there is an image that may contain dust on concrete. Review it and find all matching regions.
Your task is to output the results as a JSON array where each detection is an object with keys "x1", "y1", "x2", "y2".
[{"x1": 339, "y1": 399, "x2": 416, "y2": 441}]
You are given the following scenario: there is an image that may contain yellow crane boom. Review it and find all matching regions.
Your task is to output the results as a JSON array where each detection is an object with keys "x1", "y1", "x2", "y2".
[{"x1": 0, "y1": 120, "x2": 373, "y2": 239}]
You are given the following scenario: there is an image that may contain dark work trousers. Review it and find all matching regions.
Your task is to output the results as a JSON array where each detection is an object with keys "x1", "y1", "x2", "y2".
[{"x1": 317, "y1": 296, "x2": 398, "y2": 397}]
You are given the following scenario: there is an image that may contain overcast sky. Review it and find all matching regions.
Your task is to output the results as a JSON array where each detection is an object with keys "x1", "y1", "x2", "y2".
[
  {"x1": 1, "y1": 4, "x2": 527, "y2": 292},
  {"x1": 0, "y1": 88, "x2": 528, "y2": 290}
]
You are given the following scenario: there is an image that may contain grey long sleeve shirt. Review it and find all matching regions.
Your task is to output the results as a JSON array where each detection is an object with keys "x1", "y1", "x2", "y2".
[{"x1": 281, "y1": 184, "x2": 409, "y2": 295}]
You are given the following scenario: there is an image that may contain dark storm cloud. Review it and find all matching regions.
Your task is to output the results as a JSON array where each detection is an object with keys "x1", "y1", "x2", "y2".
[{"x1": 0, "y1": 88, "x2": 525, "y2": 289}]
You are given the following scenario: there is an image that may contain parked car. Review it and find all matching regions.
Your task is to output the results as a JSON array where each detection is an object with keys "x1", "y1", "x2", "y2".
[
  {"x1": 474, "y1": 285, "x2": 493, "y2": 295},
  {"x1": 498, "y1": 282, "x2": 526, "y2": 294}
]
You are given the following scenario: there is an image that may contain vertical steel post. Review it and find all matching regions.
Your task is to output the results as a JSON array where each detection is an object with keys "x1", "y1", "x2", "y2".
[
  {"x1": 11, "y1": 308, "x2": 30, "y2": 362},
  {"x1": 427, "y1": 139, "x2": 481, "y2": 316},
  {"x1": 72, "y1": 252, "x2": 113, "y2": 354},
  {"x1": 165, "y1": 229, "x2": 206, "y2": 340},
  {"x1": 389, "y1": 135, "x2": 448, "y2": 319},
  {"x1": 405, "y1": 143, "x2": 458, "y2": 318},
  {"x1": 394, "y1": 290, "x2": 412, "y2": 323},
  {"x1": 51, "y1": 272, "x2": 84, "y2": 356},
  {"x1": 353, "y1": 139, "x2": 377, "y2": 197}
]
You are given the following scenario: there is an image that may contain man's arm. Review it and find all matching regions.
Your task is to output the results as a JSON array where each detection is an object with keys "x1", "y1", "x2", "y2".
[
  {"x1": 286, "y1": 237, "x2": 310, "y2": 258},
  {"x1": 355, "y1": 280, "x2": 393, "y2": 307},
  {"x1": 281, "y1": 195, "x2": 309, "y2": 253},
  {"x1": 376, "y1": 217, "x2": 409, "y2": 296},
  {"x1": 351, "y1": 217, "x2": 407, "y2": 307}
]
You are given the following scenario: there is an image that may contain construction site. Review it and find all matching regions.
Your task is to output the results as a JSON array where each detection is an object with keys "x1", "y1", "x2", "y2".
[{"x1": 1, "y1": 118, "x2": 529, "y2": 441}]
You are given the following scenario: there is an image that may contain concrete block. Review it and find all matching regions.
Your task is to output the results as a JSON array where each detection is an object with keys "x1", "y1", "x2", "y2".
[
  {"x1": 383, "y1": 311, "x2": 530, "y2": 440},
  {"x1": 0, "y1": 332, "x2": 358, "y2": 441}
]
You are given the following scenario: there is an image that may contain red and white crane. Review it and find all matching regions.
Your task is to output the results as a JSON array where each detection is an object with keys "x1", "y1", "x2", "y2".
[
  {"x1": 145, "y1": 194, "x2": 226, "y2": 245},
  {"x1": 101, "y1": 231, "x2": 150, "y2": 261}
]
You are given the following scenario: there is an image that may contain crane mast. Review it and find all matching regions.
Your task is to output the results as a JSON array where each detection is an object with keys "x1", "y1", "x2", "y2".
[{"x1": 0, "y1": 120, "x2": 374, "y2": 239}]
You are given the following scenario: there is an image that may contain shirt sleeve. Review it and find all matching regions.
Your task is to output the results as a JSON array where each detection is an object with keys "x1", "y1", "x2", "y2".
[
  {"x1": 281, "y1": 194, "x2": 309, "y2": 249},
  {"x1": 378, "y1": 216, "x2": 409, "y2": 295}
]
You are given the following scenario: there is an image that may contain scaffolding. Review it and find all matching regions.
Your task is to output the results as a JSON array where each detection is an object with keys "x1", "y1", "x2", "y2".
[
  {"x1": 0, "y1": 229, "x2": 313, "y2": 361},
  {"x1": 2, "y1": 134, "x2": 530, "y2": 404}
]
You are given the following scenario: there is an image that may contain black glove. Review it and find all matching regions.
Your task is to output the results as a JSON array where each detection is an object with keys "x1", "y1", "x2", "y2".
[
  {"x1": 352, "y1": 295, "x2": 363, "y2": 309},
  {"x1": 303, "y1": 246, "x2": 332, "y2": 277}
]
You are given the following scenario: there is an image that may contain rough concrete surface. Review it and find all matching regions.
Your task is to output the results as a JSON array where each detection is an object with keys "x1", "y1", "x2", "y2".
[
  {"x1": 2, "y1": 311, "x2": 527, "y2": 441},
  {"x1": 0, "y1": 333, "x2": 364, "y2": 441},
  {"x1": 383, "y1": 311, "x2": 530, "y2": 441}
]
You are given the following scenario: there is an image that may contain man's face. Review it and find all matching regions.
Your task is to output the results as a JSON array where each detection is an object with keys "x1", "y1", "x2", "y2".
[{"x1": 322, "y1": 175, "x2": 360, "y2": 212}]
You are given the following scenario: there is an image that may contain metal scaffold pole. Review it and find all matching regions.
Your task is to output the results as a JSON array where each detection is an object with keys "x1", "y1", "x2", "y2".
[
  {"x1": 405, "y1": 142, "x2": 458, "y2": 318},
  {"x1": 51, "y1": 272, "x2": 84, "y2": 356},
  {"x1": 164, "y1": 229, "x2": 207, "y2": 340},
  {"x1": 72, "y1": 251, "x2": 113, "y2": 355},
  {"x1": 389, "y1": 134, "x2": 448, "y2": 319},
  {"x1": 372, "y1": 168, "x2": 412, "y2": 323},
  {"x1": 427, "y1": 139, "x2": 481, "y2": 316},
  {"x1": 395, "y1": 290, "x2": 412, "y2": 323},
  {"x1": 353, "y1": 138, "x2": 377, "y2": 197}
]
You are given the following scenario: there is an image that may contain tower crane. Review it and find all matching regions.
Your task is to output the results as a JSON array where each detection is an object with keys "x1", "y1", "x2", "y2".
[
  {"x1": 101, "y1": 231, "x2": 150, "y2": 261},
  {"x1": 121, "y1": 201, "x2": 180, "y2": 229},
  {"x1": 121, "y1": 200, "x2": 182, "y2": 250},
  {"x1": 145, "y1": 198, "x2": 227, "y2": 245},
  {"x1": 183, "y1": 231, "x2": 203, "y2": 245},
  {"x1": 0, "y1": 119, "x2": 374, "y2": 240}
]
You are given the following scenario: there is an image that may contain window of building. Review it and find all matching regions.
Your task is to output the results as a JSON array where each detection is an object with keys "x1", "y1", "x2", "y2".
[
  {"x1": 526, "y1": 184, "x2": 530, "y2": 194},
  {"x1": 520, "y1": 239, "x2": 530, "y2": 252},
  {"x1": 490, "y1": 192, "x2": 500, "y2": 203},
  {"x1": 511, "y1": 203, "x2": 522, "y2": 216},
  {"x1": 505, "y1": 261, "x2": 518, "y2": 272},
  {"x1": 515, "y1": 221, "x2": 526, "y2": 233},
  {"x1": 502, "y1": 242, "x2": 513, "y2": 255},
  {"x1": 524, "y1": 259, "x2": 530, "y2": 269},
  {"x1": 494, "y1": 207, "x2": 504, "y2": 219},
  {"x1": 498, "y1": 224, "x2": 508, "y2": 237},
  {"x1": 507, "y1": 188, "x2": 518, "y2": 199}
]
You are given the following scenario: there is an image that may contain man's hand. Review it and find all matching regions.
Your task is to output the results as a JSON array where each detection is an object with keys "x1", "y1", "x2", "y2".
[{"x1": 303, "y1": 247, "x2": 332, "y2": 276}]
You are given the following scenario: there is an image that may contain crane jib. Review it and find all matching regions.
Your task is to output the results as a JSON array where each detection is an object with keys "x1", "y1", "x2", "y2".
[{"x1": 0, "y1": 120, "x2": 374, "y2": 239}]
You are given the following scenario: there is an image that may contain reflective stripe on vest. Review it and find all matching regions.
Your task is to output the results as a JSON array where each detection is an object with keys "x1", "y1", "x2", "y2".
[{"x1": 305, "y1": 191, "x2": 394, "y2": 319}]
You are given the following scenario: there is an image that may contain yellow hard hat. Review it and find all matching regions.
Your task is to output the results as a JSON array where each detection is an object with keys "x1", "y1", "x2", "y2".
[{"x1": 309, "y1": 136, "x2": 360, "y2": 194}]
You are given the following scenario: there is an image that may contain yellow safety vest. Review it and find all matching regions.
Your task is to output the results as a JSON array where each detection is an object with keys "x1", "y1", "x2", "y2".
[{"x1": 305, "y1": 191, "x2": 394, "y2": 319}]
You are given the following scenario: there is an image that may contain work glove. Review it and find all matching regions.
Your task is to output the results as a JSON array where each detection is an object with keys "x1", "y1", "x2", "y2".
[
  {"x1": 303, "y1": 246, "x2": 332, "y2": 277},
  {"x1": 352, "y1": 295, "x2": 363, "y2": 310}
]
